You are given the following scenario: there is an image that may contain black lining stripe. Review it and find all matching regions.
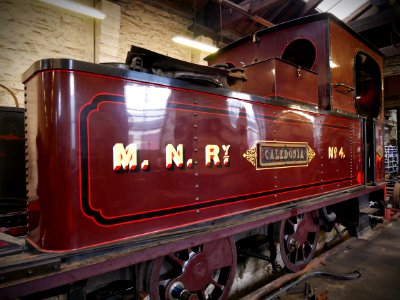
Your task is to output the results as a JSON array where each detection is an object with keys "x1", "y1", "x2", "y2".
[
  {"x1": 79, "y1": 94, "x2": 355, "y2": 225},
  {"x1": 167, "y1": 102, "x2": 351, "y2": 130},
  {"x1": 25, "y1": 62, "x2": 363, "y2": 122}
]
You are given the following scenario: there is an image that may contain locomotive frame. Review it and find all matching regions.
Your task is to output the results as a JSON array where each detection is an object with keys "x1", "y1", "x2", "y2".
[{"x1": 0, "y1": 13, "x2": 387, "y2": 299}]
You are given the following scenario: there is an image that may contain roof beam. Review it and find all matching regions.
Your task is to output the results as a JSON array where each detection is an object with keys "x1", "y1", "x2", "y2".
[
  {"x1": 299, "y1": 0, "x2": 323, "y2": 16},
  {"x1": 343, "y1": 2, "x2": 372, "y2": 23},
  {"x1": 348, "y1": 8, "x2": 396, "y2": 32},
  {"x1": 268, "y1": 0, "x2": 292, "y2": 22},
  {"x1": 215, "y1": 0, "x2": 275, "y2": 27},
  {"x1": 384, "y1": 97, "x2": 400, "y2": 110}
]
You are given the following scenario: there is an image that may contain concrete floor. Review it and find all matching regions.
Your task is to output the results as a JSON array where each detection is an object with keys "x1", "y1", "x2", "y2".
[{"x1": 280, "y1": 216, "x2": 400, "y2": 300}]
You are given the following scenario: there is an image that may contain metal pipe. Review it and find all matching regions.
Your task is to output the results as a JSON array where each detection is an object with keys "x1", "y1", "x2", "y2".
[
  {"x1": 320, "y1": 207, "x2": 336, "y2": 223},
  {"x1": 264, "y1": 270, "x2": 361, "y2": 300}
]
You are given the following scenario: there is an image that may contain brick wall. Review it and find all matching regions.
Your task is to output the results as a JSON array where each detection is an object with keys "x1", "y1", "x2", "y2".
[{"x1": 0, "y1": 0, "x2": 213, "y2": 108}]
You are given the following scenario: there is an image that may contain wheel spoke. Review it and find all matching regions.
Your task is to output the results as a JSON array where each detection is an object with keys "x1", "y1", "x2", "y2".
[
  {"x1": 200, "y1": 289, "x2": 207, "y2": 300},
  {"x1": 210, "y1": 278, "x2": 224, "y2": 290},
  {"x1": 167, "y1": 254, "x2": 184, "y2": 267},
  {"x1": 280, "y1": 211, "x2": 319, "y2": 272},
  {"x1": 147, "y1": 237, "x2": 236, "y2": 300},
  {"x1": 159, "y1": 279, "x2": 170, "y2": 287}
]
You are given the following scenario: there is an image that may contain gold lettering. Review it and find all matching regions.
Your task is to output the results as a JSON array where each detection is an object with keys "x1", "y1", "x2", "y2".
[
  {"x1": 113, "y1": 143, "x2": 137, "y2": 171},
  {"x1": 300, "y1": 149, "x2": 304, "y2": 159},
  {"x1": 205, "y1": 145, "x2": 220, "y2": 166},
  {"x1": 166, "y1": 144, "x2": 184, "y2": 168}
]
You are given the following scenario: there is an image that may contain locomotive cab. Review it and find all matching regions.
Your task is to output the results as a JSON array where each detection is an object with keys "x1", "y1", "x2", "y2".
[
  {"x1": 354, "y1": 51, "x2": 384, "y2": 183},
  {"x1": 205, "y1": 13, "x2": 385, "y2": 184}
]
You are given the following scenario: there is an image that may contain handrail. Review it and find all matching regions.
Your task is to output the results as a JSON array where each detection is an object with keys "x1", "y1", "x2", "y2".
[
  {"x1": 334, "y1": 82, "x2": 355, "y2": 92},
  {"x1": 0, "y1": 84, "x2": 19, "y2": 108}
]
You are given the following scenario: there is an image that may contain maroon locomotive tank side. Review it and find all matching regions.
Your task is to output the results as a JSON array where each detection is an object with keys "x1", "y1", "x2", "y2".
[
  {"x1": 23, "y1": 13, "x2": 383, "y2": 251},
  {"x1": 25, "y1": 65, "x2": 363, "y2": 251}
]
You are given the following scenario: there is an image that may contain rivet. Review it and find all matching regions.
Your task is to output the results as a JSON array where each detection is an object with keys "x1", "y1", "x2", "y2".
[
  {"x1": 194, "y1": 136, "x2": 198, "y2": 141},
  {"x1": 193, "y1": 112, "x2": 197, "y2": 116},
  {"x1": 195, "y1": 172, "x2": 199, "y2": 176},
  {"x1": 194, "y1": 148, "x2": 198, "y2": 152},
  {"x1": 195, "y1": 197, "x2": 200, "y2": 201},
  {"x1": 195, "y1": 184, "x2": 199, "y2": 188},
  {"x1": 194, "y1": 100, "x2": 198, "y2": 104},
  {"x1": 193, "y1": 124, "x2": 198, "y2": 128}
]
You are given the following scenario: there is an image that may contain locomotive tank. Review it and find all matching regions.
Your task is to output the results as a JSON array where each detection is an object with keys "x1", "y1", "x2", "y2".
[{"x1": 24, "y1": 61, "x2": 365, "y2": 251}]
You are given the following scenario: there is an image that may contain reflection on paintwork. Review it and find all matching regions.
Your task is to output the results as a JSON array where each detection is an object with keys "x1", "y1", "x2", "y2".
[
  {"x1": 124, "y1": 84, "x2": 170, "y2": 150},
  {"x1": 289, "y1": 110, "x2": 315, "y2": 123},
  {"x1": 226, "y1": 98, "x2": 241, "y2": 128},
  {"x1": 69, "y1": 73, "x2": 76, "y2": 150},
  {"x1": 227, "y1": 97, "x2": 265, "y2": 147},
  {"x1": 330, "y1": 60, "x2": 339, "y2": 68},
  {"x1": 229, "y1": 91, "x2": 251, "y2": 101}
]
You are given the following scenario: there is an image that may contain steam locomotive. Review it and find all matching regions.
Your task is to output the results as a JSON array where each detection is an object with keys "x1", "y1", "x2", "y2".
[{"x1": 0, "y1": 13, "x2": 386, "y2": 299}]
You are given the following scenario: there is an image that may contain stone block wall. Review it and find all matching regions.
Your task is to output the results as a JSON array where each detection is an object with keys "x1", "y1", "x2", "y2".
[
  {"x1": 96, "y1": 0, "x2": 121, "y2": 63},
  {"x1": 0, "y1": 0, "x2": 95, "y2": 107},
  {"x1": 0, "y1": 0, "x2": 215, "y2": 107},
  {"x1": 117, "y1": 0, "x2": 193, "y2": 63}
]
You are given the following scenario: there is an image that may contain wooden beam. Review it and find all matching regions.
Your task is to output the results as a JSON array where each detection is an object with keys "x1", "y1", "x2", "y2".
[
  {"x1": 348, "y1": 8, "x2": 396, "y2": 32},
  {"x1": 268, "y1": 0, "x2": 292, "y2": 22},
  {"x1": 343, "y1": 2, "x2": 372, "y2": 23},
  {"x1": 216, "y1": 0, "x2": 274, "y2": 27},
  {"x1": 385, "y1": 97, "x2": 400, "y2": 110},
  {"x1": 299, "y1": 0, "x2": 323, "y2": 16}
]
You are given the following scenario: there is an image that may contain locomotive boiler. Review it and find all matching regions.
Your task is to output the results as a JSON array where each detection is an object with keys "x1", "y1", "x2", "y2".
[{"x1": 0, "y1": 13, "x2": 386, "y2": 300}]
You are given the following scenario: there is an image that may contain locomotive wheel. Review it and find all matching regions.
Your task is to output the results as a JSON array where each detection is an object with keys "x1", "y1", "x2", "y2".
[
  {"x1": 146, "y1": 237, "x2": 236, "y2": 300},
  {"x1": 280, "y1": 211, "x2": 319, "y2": 272}
]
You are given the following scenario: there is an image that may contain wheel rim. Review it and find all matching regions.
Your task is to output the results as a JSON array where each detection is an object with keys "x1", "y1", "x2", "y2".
[
  {"x1": 280, "y1": 211, "x2": 319, "y2": 272},
  {"x1": 147, "y1": 237, "x2": 237, "y2": 300}
]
